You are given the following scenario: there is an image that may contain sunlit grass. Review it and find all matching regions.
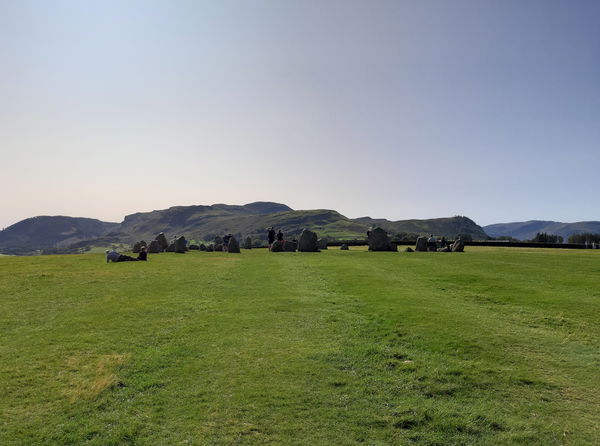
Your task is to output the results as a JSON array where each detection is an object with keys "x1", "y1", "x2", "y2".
[{"x1": 1, "y1": 247, "x2": 599, "y2": 445}]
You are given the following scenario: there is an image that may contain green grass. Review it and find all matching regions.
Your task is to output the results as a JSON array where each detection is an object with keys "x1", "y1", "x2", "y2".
[{"x1": 1, "y1": 247, "x2": 599, "y2": 445}]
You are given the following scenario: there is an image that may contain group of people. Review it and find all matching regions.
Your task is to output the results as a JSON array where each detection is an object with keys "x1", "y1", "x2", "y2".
[
  {"x1": 267, "y1": 227, "x2": 284, "y2": 249},
  {"x1": 428, "y1": 234, "x2": 447, "y2": 250},
  {"x1": 106, "y1": 246, "x2": 147, "y2": 263}
]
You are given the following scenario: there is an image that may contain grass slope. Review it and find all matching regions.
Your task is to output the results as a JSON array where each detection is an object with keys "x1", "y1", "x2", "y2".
[{"x1": 1, "y1": 248, "x2": 599, "y2": 445}]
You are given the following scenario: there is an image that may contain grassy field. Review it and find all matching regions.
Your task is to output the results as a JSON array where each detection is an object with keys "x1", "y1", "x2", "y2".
[{"x1": 1, "y1": 247, "x2": 599, "y2": 445}]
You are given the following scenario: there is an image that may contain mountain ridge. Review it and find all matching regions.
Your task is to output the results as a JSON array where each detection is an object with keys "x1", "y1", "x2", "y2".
[
  {"x1": 483, "y1": 220, "x2": 600, "y2": 241},
  {"x1": 1, "y1": 202, "x2": 489, "y2": 254}
]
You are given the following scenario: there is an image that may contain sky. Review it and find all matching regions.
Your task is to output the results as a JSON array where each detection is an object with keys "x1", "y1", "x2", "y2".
[{"x1": 1, "y1": 0, "x2": 599, "y2": 229}]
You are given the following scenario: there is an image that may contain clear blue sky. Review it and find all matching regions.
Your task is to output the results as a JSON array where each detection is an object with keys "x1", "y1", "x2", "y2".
[{"x1": 1, "y1": 0, "x2": 599, "y2": 229}]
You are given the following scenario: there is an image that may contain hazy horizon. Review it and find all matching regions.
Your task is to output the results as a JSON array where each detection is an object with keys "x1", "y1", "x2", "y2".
[
  {"x1": 3, "y1": 198, "x2": 600, "y2": 230},
  {"x1": 2, "y1": 0, "x2": 599, "y2": 229}
]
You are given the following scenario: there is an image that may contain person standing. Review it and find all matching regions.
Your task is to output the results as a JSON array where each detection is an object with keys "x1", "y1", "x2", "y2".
[
  {"x1": 427, "y1": 234, "x2": 437, "y2": 251},
  {"x1": 277, "y1": 230, "x2": 284, "y2": 242},
  {"x1": 267, "y1": 227, "x2": 276, "y2": 249}
]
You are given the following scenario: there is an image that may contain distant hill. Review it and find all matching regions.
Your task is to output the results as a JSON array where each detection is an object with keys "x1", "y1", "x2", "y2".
[
  {"x1": 118, "y1": 202, "x2": 294, "y2": 241},
  {"x1": 483, "y1": 220, "x2": 600, "y2": 241},
  {"x1": 355, "y1": 216, "x2": 488, "y2": 240},
  {"x1": 0, "y1": 202, "x2": 489, "y2": 254},
  {"x1": 0, "y1": 216, "x2": 119, "y2": 255}
]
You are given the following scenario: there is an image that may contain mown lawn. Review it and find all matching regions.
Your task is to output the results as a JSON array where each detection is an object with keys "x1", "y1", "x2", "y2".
[{"x1": 1, "y1": 247, "x2": 599, "y2": 445}]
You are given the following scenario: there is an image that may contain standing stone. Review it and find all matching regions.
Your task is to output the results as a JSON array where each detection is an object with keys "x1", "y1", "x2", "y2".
[
  {"x1": 166, "y1": 243, "x2": 175, "y2": 252},
  {"x1": 340, "y1": 244, "x2": 349, "y2": 250},
  {"x1": 415, "y1": 236, "x2": 428, "y2": 252},
  {"x1": 451, "y1": 238, "x2": 465, "y2": 252},
  {"x1": 298, "y1": 229, "x2": 319, "y2": 252},
  {"x1": 148, "y1": 240, "x2": 161, "y2": 253},
  {"x1": 189, "y1": 244, "x2": 199, "y2": 250},
  {"x1": 271, "y1": 240, "x2": 297, "y2": 252},
  {"x1": 214, "y1": 243, "x2": 223, "y2": 252},
  {"x1": 228, "y1": 236, "x2": 241, "y2": 253},
  {"x1": 132, "y1": 240, "x2": 147, "y2": 253},
  {"x1": 199, "y1": 244, "x2": 207, "y2": 251},
  {"x1": 368, "y1": 227, "x2": 396, "y2": 251},
  {"x1": 404, "y1": 247, "x2": 414, "y2": 252},
  {"x1": 214, "y1": 236, "x2": 224, "y2": 245},
  {"x1": 243, "y1": 236, "x2": 252, "y2": 249},
  {"x1": 283, "y1": 240, "x2": 297, "y2": 252},
  {"x1": 174, "y1": 236, "x2": 187, "y2": 253},
  {"x1": 317, "y1": 238, "x2": 328, "y2": 250},
  {"x1": 155, "y1": 233, "x2": 169, "y2": 251},
  {"x1": 206, "y1": 244, "x2": 214, "y2": 252}
]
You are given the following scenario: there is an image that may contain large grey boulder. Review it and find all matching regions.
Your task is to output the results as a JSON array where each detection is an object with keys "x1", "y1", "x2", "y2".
[
  {"x1": 368, "y1": 228, "x2": 397, "y2": 251},
  {"x1": 214, "y1": 236, "x2": 224, "y2": 245},
  {"x1": 298, "y1": 229, "x2": 319, "y2": 252},
  {"x1": 283, "y1": 240, "x2": 297, "y2": 252},
  {"x1": 317, "y1": 238, "x2": 328, "y2": 250},
  {"x1": 155, "y1": 233, "x2": 169, "y2": 251},
  {"x1": 228, "y1": 236, "x2": 241, "y2": 253},
  {"x1": 243, "y1": 236, "x2": 252, "y2": 249},
  {"x1": 206, "y1": 244, "x2": 214, "y2": 252},
  {"x1": 214, "y1": 243, "x2": 223, "y2": 252},
  {"x1": 132, "y1": 240, "x2": 147, "y2": 253},
  {"x1": 451, "y1": 238, "x2": 465, "y2": 252},
  {"x1": 166, "y1": 243, "x2": 175, "y2": 252},
  {"x1": 415, "y1": 236, "x2": 428, "y2": 252},
  {"x1": 174, "y1": 236, "x2": 187, "y2": 253},
  {"x1": 148, "y1": 240, "x2": 161, "y2": 253},
  {"x1": 271, "y1": 240, "x2": 297, "y2": 252},
  {"x1": 199, "y1": 244, "x2": 207, "y2": 251},
  {"x1": 340, "y1": 244, "x2": 349, "y2": 250}
]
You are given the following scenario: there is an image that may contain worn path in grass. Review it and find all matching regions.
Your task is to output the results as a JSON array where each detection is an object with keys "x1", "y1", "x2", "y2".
[{"x1": 1, "y1": 247, "x2": 599, "y2": 445}]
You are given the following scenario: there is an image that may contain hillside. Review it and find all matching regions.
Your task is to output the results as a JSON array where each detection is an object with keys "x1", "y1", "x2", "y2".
[
  {"x1": 0, "y1": 216, "x2": 118, "y2": 255},
  {"x1": 484, "y1": 220, "x2": 600, "y2": 241},
  {"x1": 0, "y1": 202, "x2": 489, "y2": 254},
  {"x1": 120, "y1": 206, "x2": 367, "y2": 242},
  {"x1": 355, "y1": 216, "x2": 488, "y2": 240}
]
